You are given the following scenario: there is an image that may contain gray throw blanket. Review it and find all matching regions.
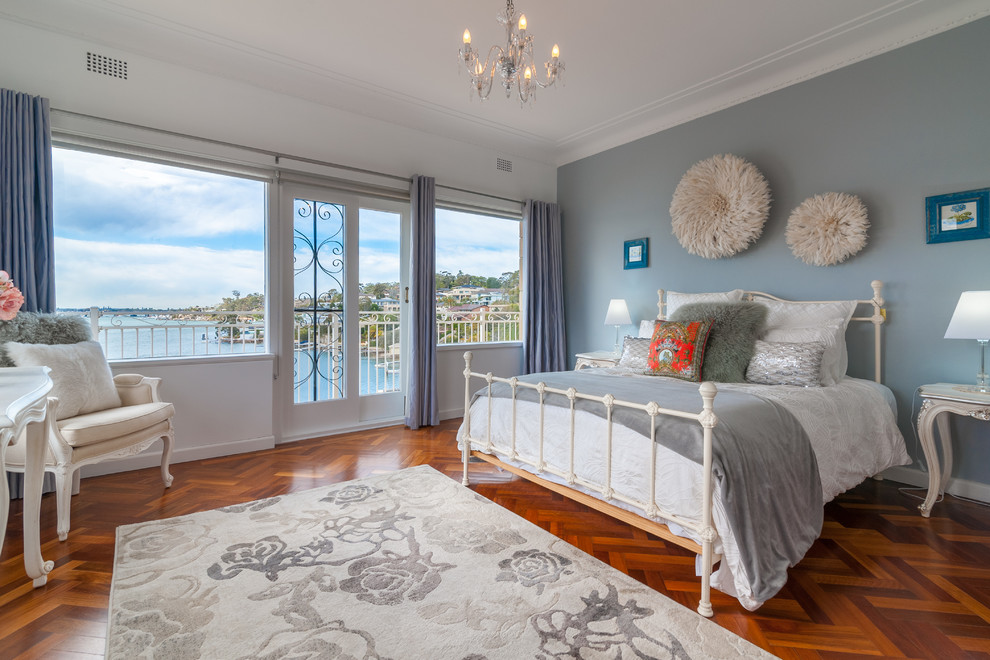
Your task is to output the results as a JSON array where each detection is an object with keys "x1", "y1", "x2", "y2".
[{"x1": 475, "y1": 370, "x2": 824, "y2": 603}]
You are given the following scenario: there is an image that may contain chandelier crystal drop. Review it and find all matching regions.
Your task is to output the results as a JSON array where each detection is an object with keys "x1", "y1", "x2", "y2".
[{"x1": 459, "y1": 0, "x2": 564, "y2": 105}]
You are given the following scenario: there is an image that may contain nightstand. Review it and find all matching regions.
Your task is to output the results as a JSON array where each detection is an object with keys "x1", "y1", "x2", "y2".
[
  {"x1": 574, "y1": 350, "x2": 620, "y2": 370},
  {"x1": 916, "y1": 383, "x2": 990, "y2": 517}
]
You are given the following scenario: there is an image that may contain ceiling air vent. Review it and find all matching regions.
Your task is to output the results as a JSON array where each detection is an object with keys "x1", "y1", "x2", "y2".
[
  {"x1": 496, "y1": 157, "x2": 513, "y2": 173},
  {"x1": 86, "y1": 52, "x2": 128, "y2": 80}
]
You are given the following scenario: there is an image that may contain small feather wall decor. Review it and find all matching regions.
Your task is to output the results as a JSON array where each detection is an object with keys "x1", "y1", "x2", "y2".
[{"x1": 786, "y1": 192, "x2": 869, "y2": 266}]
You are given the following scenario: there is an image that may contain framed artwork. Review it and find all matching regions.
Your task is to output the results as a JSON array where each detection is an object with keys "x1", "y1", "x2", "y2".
[
  {"x1": 624, "y1": 238, "x2": 649, "y2": 269},
  {"x1": 926, "y1": 188, "x2": 990, "y2": 244}
]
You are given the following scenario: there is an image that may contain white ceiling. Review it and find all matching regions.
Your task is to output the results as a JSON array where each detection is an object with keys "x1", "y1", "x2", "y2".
[{"x1": 3, "y1": 0, "x2": 989, "y2": 165}]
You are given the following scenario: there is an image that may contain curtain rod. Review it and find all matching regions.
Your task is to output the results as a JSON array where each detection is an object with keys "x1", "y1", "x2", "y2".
[{"x1": 51, "y1": 108, "x2": 524, "y2": 207}]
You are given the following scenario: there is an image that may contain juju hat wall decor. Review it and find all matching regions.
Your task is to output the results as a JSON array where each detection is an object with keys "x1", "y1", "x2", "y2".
[
  {"x1": 669, "y1": 154, "x2": 771, "y2": 259},
  {"x1": 786, "y1": 192, "x2": 869, "y2": 266}
]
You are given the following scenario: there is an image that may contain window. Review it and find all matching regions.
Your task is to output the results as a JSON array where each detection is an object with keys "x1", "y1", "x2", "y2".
[
  {"x1": 434, "y1": 208, "x2": 520, "y2": 344},
  {"x1": 52, "y1": 147, "x2": 267, "y2": 360}
]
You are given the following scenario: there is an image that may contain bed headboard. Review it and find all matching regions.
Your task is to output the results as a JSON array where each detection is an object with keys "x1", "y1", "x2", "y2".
[{"x1": 655, "y1": 280, "x2": 887, "y2": 383}]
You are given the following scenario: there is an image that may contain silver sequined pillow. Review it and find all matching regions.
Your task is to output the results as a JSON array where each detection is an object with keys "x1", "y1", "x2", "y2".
[
  {"x1": 617, "y1": 336, "x2": 652, "y2": 371},
  {"x1": 745, "y1": 340, "x2": 825, "y2": 387}
]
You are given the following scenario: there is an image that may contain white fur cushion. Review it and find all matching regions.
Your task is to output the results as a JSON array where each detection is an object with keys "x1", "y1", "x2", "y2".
[{"x1": 4, "y1": 340, "x2": 122, "y2": 420}]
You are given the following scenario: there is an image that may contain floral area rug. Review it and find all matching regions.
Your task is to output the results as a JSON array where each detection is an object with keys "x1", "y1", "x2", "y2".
[{"x1": 107, "y1": 465, "x2": 774, "y2": 659}]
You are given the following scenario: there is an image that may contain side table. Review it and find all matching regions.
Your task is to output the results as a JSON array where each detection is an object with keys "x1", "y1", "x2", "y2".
[
  {"x1": 575, "y1": 350, "x2": 620, "y2": 370},
  {"x1": 1, "y1": 366, "x2": 55, "y2": 587},
  {"x1": 916, "y1": 383, "x2": 990, "y2": 517}
]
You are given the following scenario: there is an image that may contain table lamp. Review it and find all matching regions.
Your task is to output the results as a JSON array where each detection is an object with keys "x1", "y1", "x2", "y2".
[
  {"x1": 604, "y1": 299, "x2": 631, "y2": 355},
  {"x1": 944, "y1": 290, "x2": 990, "y2": 393}
]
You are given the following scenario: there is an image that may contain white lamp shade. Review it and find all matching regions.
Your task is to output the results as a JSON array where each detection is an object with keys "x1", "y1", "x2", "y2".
[
  {"x1": 604, "y1": 298, "x2": 631, "y2": 326},
  {"x1": 944, "y1": 291, "x2": 990, "y2": 340}
]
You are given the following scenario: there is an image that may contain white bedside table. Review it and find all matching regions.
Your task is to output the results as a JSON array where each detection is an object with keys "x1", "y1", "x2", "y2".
[
  {"x1": 916, "y1": 383, "x2": 990, "y2": 517},
  {"x1": 574, "y1": 350, "x2": 620, "y2": 370}
]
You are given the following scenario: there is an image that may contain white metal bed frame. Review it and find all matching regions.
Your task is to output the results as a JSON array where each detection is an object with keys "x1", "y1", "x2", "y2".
[{"x1": 461, "y1": 280, "x2": 887, "y2": 617}]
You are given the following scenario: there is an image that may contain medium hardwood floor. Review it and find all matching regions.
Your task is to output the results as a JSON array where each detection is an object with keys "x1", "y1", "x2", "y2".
[{"x1": 2, "y1": 418, "x2": 989, "y2": 659}]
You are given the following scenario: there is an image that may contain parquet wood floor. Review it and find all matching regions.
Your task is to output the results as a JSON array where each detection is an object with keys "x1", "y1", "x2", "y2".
[{"x1": 2, "y1": 418, "x2": 988, "y2": 658}]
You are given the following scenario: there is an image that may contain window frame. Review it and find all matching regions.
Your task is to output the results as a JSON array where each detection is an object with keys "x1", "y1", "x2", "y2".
[
  {"x1": 50, "y1": 141, "x2": 273, "y2": 364},
  {"x1": 433, "y1": 205, "x2": 523, "y2": 348}
]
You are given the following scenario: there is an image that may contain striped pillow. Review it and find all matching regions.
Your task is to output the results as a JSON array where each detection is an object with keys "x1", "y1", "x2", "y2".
[
  {"x1": 745, "y1": 340, "x2": 825, "y2": 387},
  {"x1": 617, "y1": 336, "x2": 652, "y2": 371}
]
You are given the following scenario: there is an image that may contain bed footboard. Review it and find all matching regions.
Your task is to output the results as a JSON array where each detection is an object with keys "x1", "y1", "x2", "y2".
[{"x1": 460, "y1": 351, "x2": 720, "y2": 618}]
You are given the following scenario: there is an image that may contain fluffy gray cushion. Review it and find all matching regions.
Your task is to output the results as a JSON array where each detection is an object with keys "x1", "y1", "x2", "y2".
[
  {"x1": 670, "y1": 301, "x2": 768, "y2": 383},
  {"x1": 4, "y1": 340, "x2": 121, "y2": 420},
  {"x1": 0, "y1": 312, "x2": 92, "y2": 367}
]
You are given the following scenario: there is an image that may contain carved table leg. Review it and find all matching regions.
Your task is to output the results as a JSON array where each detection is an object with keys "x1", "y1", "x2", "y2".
[
  {"x1": 916, "y1": 400, "x2": 942, "y2": 518},
  {"x1": 935, "y1": 412, "x2": 953, "y2": 499},
  {"x1": 23, "y1": 420, "x2": 54, "y2": 587}
]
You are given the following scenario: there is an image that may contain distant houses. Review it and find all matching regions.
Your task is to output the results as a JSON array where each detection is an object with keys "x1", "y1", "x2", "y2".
[
  {"x1": 436, "y1": 285, "x2": 506, "y2": 307},
  {"x1": 358, "y1": 284, "x2": 510, "y2": 313}
]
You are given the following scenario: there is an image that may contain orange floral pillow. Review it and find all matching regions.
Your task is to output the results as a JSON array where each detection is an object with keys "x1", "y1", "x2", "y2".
[{"x1": 647, "y1": 319, "x2": 713, "y2": 381}]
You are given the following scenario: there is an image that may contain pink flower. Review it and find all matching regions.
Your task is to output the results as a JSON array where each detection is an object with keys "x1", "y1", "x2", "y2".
[
  {"x1": 0, "y1": 285, "x2": 25, "y2": 321},
  {"x1": 0, "y1": 270, "x2": 10, "y2": 286}
]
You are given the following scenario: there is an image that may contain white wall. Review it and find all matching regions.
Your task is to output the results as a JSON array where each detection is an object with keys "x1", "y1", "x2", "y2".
[
  {"x1": 0, "y1": 18, "x2": 545, "y2": 474},
  {"x1": 0, "y1": 20, "x2": 556, "y2": 202},
  {"x1": 437, "y1": 344, "x2": 525, "y2": 421},
  {"x1": 83, "y1": 356, "x2": 276, "y2": 478}
]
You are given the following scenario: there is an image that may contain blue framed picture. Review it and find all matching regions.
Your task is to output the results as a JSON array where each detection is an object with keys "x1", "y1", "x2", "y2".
[
  {"x1": 926, "y1": 188, "x2": 990, "y2": 244},
  {"x1": 624, "y1": 238, "x2": 649, "y2": 269}
]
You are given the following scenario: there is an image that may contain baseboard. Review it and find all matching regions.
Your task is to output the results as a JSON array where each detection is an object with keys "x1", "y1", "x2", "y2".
[
  {"x1": 882, "y1": 465, "x2": 990, "y2": 504},
  {"x1": 278, "y1": 416, "x2": 405, "y2": 445},
  {"x1": 79, "y1": 435, "x2": 276, "y2": 478},
  {"x1": 440, "y1": 407, "x2": 463, "y2": 422}
]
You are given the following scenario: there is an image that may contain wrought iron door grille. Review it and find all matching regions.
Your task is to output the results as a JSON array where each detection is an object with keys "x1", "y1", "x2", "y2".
[{"x1": 293, "y1": 199, "x2": 345, "y2": 402}]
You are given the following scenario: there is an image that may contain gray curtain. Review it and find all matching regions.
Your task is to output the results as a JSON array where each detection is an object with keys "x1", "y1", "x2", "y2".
[
  {"x1": 1, "y1": 89, "x2": 55, "y2": 313},
  {"x1": 523, "y1": 199, "x2": 566, "y2": 374},
  {"x1": 405, "y1": 175, "x2": 439, "y2": 429},
  {"x1": 1, "y1": 89, "x2": 56, "y2": 497}
]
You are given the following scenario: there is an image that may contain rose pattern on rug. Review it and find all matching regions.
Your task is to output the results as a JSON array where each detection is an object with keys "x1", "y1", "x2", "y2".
[
  {"x1": 496, "y1": 548, "x2": 574, "y2": 595},
  {"x1": 320, "y1": 483, "x2": 383, "y2": 507},
  {"x1": 108, "y1": 465, "x2": 776, "y2": 659},
  {"x1": 532, "y1": 584, "x2": 690, "y2": 659}
]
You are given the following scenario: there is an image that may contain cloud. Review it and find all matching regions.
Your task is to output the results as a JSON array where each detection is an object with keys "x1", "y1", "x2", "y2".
[
  {"x1": 359, "y1": 250, "x2": 401, "y2": 284},
  {"x1": 435, "y1": 210, "x2": 520, "y2": 277},
  {"x1": 55, "y1": 237, "x2": 264, "y2": 309},
  {"x1": 53, "y1": 148, "x2": 265, "y2": 242}
]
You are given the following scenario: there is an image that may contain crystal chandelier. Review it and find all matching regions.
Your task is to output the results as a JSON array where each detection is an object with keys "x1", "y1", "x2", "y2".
[{"x1": 458, "y1": 0, "x2": 564, "y2": 105}]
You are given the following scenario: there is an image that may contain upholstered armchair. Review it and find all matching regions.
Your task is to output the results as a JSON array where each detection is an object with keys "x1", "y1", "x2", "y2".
[{"x1": 1, "y1": 313, "x2": 174, "y2": 540}]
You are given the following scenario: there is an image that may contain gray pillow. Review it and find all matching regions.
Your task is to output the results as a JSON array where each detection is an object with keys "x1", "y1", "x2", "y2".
[
  {"x1": 746, "y1": 340, "x2": 825, "y2": 387},
  {"x1": 0, "y1": 312, "x2": 92, "y2": 367},
  {"x1": 669, "y1": 301, "x2": 768, "y2": 383},
  {"x1": 617, "y1": 336, "x2": 652, "y2": 371}
]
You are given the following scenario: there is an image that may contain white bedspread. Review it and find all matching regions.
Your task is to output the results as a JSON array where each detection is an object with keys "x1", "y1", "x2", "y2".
[{"x1": 457, "y1": 374, "x2": 909, "y2": 610}]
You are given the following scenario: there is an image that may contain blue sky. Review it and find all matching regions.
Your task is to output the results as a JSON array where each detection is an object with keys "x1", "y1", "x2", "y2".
[{"x1": 53, "y1": 149, "x2": 519, "y2": 309}]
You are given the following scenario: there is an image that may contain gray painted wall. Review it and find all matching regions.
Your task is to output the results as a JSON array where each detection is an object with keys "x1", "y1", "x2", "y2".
[{"x1": 557, "y1": 17, "x2": 990, "y2": 488}]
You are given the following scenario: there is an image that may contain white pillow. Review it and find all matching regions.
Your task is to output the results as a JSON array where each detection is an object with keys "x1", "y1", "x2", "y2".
[
  {"x1": 638, "y1": 319, "x2": 657, "y2": 338},
  {"x1": 666, "y1": 289, "x2": 744, "y2": 318},
  {"x1": 4, "y1": 341, "x2": 122, "y2": 420},
  {"x1": 757, "y1": 300, "x2": 857, "y2": 386}
]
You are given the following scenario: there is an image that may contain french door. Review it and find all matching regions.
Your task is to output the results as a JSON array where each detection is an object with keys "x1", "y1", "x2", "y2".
[{"x1": 279, "y1": 183, "x2": 407, "y2": 440}]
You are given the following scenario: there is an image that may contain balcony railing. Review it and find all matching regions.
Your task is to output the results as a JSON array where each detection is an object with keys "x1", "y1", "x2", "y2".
[
  {"x1": 436, "y1": 310, "x2": 520, "y2": 344},
  {"x1": 66, "y1": 308, "x2": 519, "y2": 399}
]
